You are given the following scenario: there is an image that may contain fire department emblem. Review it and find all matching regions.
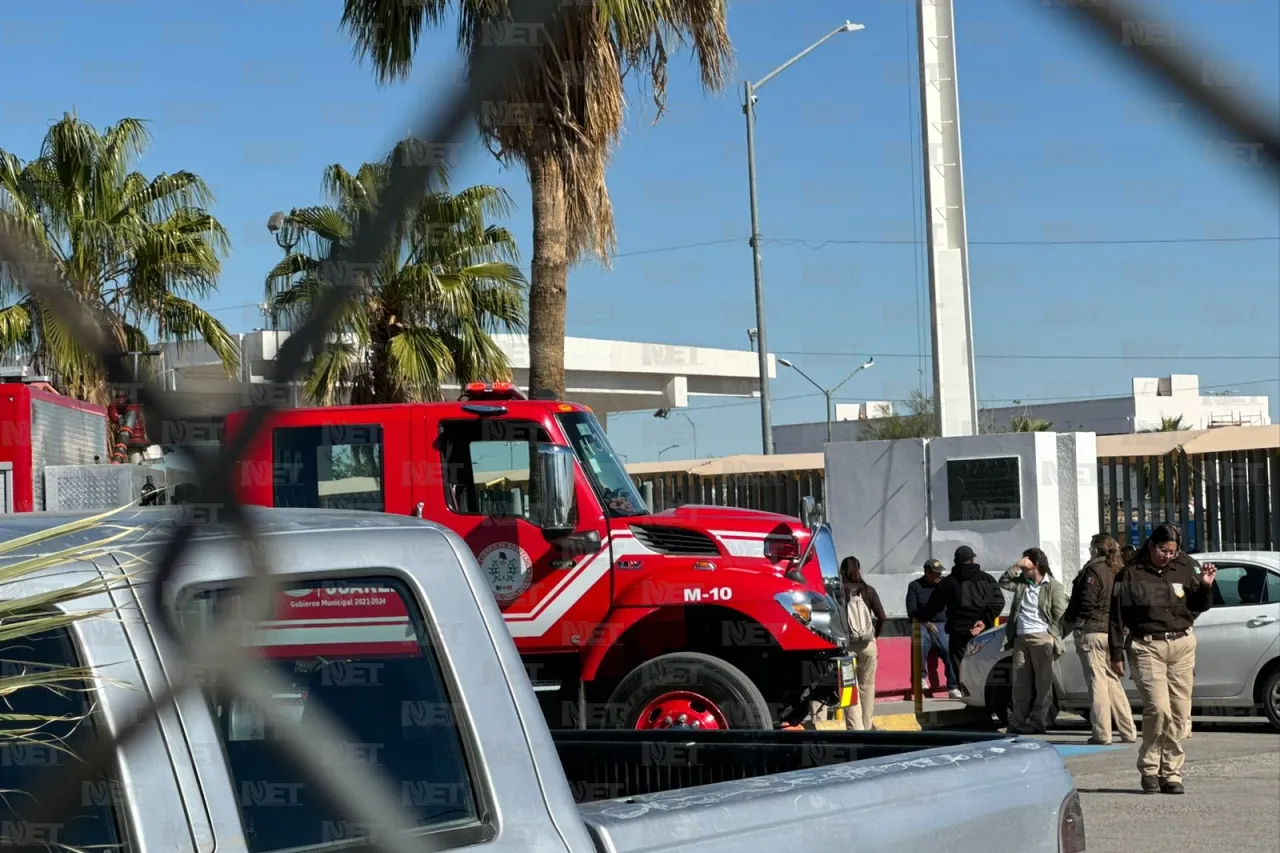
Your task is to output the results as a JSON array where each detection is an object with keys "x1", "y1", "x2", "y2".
[{"x1": 478, "y1": 543, "x2": 533, "y2": 604}]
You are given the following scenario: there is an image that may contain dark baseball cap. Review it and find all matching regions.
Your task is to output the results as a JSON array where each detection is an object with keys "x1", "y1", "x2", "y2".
[
  {"x1": 923, "y1": 559, "x2": 944, "y2": 574},
  {"x1": 954, "y1": 545, "x2": 977, "y2": 564}
]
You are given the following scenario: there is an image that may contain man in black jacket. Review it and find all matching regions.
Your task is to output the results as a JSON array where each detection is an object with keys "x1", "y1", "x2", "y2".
[{"x1": 919, "y1": 546, "x2": 1007, "y2": 690}]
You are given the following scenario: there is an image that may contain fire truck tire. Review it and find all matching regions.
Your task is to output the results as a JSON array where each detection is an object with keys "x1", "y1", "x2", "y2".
[{"x1": 605, "y1": 652, "x2": 773, "y2": 730}]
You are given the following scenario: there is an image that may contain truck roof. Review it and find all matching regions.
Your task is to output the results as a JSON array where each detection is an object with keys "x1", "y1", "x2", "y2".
[{"x1": 0, "y1": 506, "x2": 456, "y2": 562}]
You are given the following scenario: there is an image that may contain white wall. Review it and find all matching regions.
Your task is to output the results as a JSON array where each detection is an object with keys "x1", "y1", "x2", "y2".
[
  {"x1": 825, "y1": 432, "x2": 1101, "y2": 616},
  {"x1": 825, "y1": 439, "x2": 930, "y2": 617}
]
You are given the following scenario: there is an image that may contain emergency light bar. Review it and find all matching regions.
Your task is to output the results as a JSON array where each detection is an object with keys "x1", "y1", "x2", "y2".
[{"x1": 459, "y1": 381, "x2": 527, "y2": 401}]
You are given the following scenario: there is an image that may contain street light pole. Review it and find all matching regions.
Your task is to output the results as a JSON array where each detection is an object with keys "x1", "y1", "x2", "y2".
[
  {"x1": 658, "y1": 444, "x2": 680, "y2": 461},
  {"x1": 742, "y1": 22, "x2": 865, "y2": 456},
  {"x1": 779, "y1": 357, "x2": 875, "y2": 445}
]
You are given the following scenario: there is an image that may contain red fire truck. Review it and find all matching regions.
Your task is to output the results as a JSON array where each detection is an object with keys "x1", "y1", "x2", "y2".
[
  {"x1": 226, "y1": 383, "x2": 854, "y2": 730},
  {"x1": 0, "y1": 381, "x2": 109, "y2": 512}
]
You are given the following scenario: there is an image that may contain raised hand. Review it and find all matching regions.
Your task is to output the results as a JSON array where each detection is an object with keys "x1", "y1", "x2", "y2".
[{"x1": 1201, "y1": 562, "x2": 1217, "y2": 585}]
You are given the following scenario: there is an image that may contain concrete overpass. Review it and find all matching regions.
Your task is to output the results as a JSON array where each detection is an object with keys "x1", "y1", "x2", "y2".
[{"x1": 154, "y1": 330, "x2": 775, "y2": 430}]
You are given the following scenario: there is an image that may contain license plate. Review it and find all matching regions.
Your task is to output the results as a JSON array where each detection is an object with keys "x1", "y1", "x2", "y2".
[{"x1": 836, "y1": 655, "x2": 856, "y2": 707}]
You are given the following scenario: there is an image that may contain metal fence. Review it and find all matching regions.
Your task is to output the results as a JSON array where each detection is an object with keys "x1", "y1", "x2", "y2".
[
  {"x1": 1, "y1": 0, "x2": 1277, "y2": 851},
  {"x1": 1098, "y1": 449, "x2": 1280, "y2": 552},
  {"x1": 634, "y1": 469, "x2": 825, "y2": 517}
]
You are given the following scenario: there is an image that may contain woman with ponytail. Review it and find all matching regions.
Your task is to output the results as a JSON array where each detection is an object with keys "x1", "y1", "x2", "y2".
[{"x1": 1065, "y1": 534, "x2": 1136, "y2": 745}]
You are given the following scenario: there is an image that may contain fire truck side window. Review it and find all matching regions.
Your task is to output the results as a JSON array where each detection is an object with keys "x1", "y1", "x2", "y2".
[
  {"x1": 437, "y1": 420, "x2": 547, "y2": 519},
  {"x1": 273, "y1": 425, "x2": 384, "y2": 512}
]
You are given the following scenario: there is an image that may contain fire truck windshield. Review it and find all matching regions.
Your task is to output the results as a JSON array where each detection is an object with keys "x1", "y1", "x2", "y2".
[{"x1": 556, "y1": 411, "x2": 648, "y2": 517}]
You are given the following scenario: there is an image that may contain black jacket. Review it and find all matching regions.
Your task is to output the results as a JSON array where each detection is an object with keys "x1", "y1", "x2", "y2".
[
  {"x1": 906, "y1": 577, "x2": 946, "y2": 624},
  {"x1": 918, "y1": 562, "x2": 1006, "y2": 636},
  {"x1": 1108, "y1": 551, "x2": 1213, "y2": 662},
  {"x1": 1063, "y1": 556, "x2": 1116, "y2": 635}
]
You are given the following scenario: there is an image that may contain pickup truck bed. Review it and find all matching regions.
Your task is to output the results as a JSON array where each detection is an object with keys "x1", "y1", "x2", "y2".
[
  {"x1": 558, "y1": 729, "x2": 1076, "y2": 853},
  {"x1": 554, "y1": 728, "x2": 1010, "y2": 802}
]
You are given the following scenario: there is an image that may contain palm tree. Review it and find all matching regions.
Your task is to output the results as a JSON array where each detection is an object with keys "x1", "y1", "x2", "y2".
[
  {"x1": 0, "y1": 114, "x2": 237, "y2": 402},
  {"x1": 337, "y1": 0, "x2": 733, "y2": 399},
  {"x1": 1009, "y1": 414, "x2": 1053, "y2": 432},
  {"x1": 265, "y1": 141, "x2": 527, "y2": 405}
]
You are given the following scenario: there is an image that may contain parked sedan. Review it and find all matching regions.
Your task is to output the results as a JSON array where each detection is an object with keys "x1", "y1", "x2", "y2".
[{"x1": 958, "y1": 551, "x2": 1280, "y2": 732}]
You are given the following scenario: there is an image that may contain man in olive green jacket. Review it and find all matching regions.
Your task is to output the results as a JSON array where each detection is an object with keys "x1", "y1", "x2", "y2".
[{"x1": 999, "y1": 549, "x2": 1070, "y2": 733}]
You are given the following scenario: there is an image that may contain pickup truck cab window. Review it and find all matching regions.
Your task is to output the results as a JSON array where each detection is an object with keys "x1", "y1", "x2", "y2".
[
  {"x1": 181, "y1": 578, "x2": 488, "y2": 853},
  {"x1": 273, "y1": 424, "x2": 385, "y2": 512},
  {"x1": 0, "y1": 621, "x2": 127, "y2": 852}
]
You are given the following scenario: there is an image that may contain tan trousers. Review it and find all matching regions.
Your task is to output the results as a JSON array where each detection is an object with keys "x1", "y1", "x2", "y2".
[
  {"x1": 1128, "y1": 633, "x2": 1196, "y2": 782},
  {"x1": 845, "y1": 639, "x2": 878, "y2": 731},
  {"x1": 1076, "y1": 632, "x2": 1136, "y2": 743},
  {"x1": 1010, "y1": 633, "x2": 1057, "y2": 732}
]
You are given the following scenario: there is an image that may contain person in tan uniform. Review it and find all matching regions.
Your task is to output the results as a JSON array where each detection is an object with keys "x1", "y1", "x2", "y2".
[
  {"x1": 1109, "y1": 523, "x2": 1217, "y2": 794},
  {"x1": 1065, "y1": 534, "x2": 1137, "y2": 745}
]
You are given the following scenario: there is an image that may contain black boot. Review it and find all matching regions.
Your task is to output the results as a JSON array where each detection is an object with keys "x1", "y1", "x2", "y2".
[
  {"x1": 1141, "y1": 775, "x2": 1161, "y2": 794},
  {"x1": 1160, "y1": 779, "x2": 1185, "y2": 795}
]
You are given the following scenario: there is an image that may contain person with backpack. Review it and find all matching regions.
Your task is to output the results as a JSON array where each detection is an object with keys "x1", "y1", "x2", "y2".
[{"x1": 840, "y1": 556, "x2": 886, "y2": 730}]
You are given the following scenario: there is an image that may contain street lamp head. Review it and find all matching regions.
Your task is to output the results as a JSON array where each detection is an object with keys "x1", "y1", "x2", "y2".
[
  {"x1": 842, "y1": 21, "x2": 865, "y2": 32},
  {"x1": 266, "y1": 211, "x2": 286, "y2": 233},
  {"x1": 654, "y1": 408, "x2": 671, "y2": 419},
  {"x1": 777, "y1": 358, "x2": 794, "y2": 368},
  {"x1": 862, "y1": 357, "x2": 875, "y2": 370}
]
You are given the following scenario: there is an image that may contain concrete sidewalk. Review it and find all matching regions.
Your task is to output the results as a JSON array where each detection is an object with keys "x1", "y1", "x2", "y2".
[{"x1": 797, "y1": 698, "x2": 992, "y2": 732}]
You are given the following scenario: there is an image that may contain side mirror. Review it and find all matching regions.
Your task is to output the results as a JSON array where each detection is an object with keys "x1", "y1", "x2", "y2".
[
  {"x1": 535, "y1": 444, "x2": 577, "y2": 537},
  {"x1": 800, "y1": 495, "x2": 823, "y2": 530}
]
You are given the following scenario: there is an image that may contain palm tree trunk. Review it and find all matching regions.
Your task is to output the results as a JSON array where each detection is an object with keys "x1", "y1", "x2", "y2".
[{"x1": 527, "y1": 154, "x2": 568, "y2": 399}]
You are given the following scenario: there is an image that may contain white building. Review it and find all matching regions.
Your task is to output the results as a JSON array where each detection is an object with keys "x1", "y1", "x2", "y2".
[
  {"x1": 774, "y1": 374, "x2": 1272, "y2": 454},
  {"x1": 151, "y1": 329, "x2": 774, "y2": 433}
]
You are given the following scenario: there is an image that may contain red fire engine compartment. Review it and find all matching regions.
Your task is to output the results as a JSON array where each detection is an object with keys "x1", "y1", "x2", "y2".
[
  {"x1": 254, "y1": 585, "x2": 421, "y2": 659},
  {"x1": 0, "y1": 383, "x2": 108, "y2": 512}
]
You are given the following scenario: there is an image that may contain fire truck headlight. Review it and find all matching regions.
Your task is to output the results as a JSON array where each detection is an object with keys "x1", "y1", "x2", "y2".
[{"x1": 775, "y1": 590, "x2": 837, "y2": 642}]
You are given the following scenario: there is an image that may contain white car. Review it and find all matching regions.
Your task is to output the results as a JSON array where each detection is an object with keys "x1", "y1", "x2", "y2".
[{"x1": 958, "y1": 551, "x2": 1280, "y2": 732}]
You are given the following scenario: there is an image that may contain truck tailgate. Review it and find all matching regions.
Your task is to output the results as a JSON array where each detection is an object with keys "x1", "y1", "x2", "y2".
[{"x1": 572, "y1": 736, "x2": 1073, "y2": 853}]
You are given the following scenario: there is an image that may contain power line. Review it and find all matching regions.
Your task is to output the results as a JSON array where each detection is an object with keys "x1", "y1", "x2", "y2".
[
  {"x1": 778, "y1": 350, "x2": 1280, "y2": 362},
  {"x1": 603, "y1": 234, "x2": 1280, "y2": 260}
]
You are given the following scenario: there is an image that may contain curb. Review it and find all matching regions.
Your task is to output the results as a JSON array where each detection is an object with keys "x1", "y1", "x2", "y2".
[{"x1": 794, "y1": 706, "x2": 992, "y2": 733}]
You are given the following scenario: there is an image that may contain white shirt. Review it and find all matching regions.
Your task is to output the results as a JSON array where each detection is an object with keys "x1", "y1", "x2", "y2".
[{"x1": 1017, "y1": 579, "x2": 1051, "y2": 635}]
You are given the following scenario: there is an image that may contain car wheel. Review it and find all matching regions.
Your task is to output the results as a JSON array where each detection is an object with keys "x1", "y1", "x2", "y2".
[{"x1": 1262, "y1": 669, "x2": 1280, "y2": 733}]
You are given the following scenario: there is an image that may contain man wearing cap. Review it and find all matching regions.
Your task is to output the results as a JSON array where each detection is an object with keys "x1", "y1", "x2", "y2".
[
  {"x1": 919, "y1": 546, "x2": 1007, "y2": 689},
  {"x1": 907, "y1": 559, "x2": 961, "y2": 698}
]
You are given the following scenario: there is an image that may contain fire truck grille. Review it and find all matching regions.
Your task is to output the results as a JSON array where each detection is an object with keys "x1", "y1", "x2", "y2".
[{"x1": 628, "y1": 525, "x2": 720, "y2": 556}]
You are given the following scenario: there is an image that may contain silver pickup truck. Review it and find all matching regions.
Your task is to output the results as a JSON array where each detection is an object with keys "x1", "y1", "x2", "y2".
[{"x1": 1, "y1": 508, "x2": 1085, "y2": 853}]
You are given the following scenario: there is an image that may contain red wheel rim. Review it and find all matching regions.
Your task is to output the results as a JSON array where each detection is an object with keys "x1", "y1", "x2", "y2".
[{"x1": 635, "y1": 691, "x2": 727, "y2": 730}]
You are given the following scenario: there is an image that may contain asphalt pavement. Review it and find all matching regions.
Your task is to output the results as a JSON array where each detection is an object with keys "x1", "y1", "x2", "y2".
[{"x1": 966, "y1": 710, "x2": 1280, "y2": 853}]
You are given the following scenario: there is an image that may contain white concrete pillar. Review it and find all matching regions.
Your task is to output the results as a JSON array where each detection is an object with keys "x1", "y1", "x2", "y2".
[{"x1": 917, "y1": 0, "x2": 978, "y2": 437}]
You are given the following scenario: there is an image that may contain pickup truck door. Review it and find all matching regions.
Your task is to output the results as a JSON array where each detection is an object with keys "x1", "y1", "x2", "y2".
[
  {"x1": 1189, "y1": 561, "x2": 1280, "y2": 699},
  {"x1": 422, "y1": 412, "x2": 612, "y2": 653}
]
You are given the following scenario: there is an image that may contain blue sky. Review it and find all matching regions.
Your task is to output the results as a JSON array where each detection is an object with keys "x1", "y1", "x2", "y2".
[{"x1": 2, "y1": 0, "x2": 1277, "y2": 462}]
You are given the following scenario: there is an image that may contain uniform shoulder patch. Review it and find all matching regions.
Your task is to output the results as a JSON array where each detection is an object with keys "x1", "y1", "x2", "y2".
[{"x1": 1086, "y1": 574, "x2": 1096, "y2": 584}]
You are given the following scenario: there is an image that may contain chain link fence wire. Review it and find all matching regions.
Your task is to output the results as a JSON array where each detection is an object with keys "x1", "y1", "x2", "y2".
[{"x1": 1, "y1": 0, "x2": 1277, "y2": 850}]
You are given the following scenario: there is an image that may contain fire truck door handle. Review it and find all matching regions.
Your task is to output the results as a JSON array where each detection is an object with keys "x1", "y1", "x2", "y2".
[{"x1": 411, "y1": 502, "x2": 424, "y2": 518}]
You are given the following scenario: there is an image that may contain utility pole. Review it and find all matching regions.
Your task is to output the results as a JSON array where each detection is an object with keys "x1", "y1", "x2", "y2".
[{"x1": 741, "y1": 22, "x2": 865, "y2": 455}]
